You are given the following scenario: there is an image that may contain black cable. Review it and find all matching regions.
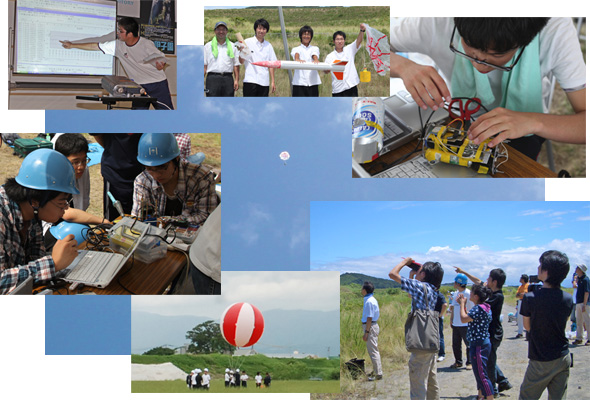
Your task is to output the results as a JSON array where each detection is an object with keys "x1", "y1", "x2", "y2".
[{"x1": 116, "y1": 256, "x2": 136, "y2": 295}]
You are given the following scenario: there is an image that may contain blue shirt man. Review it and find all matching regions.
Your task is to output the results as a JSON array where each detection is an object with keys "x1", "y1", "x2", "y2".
[{"x1": 361, "y1": 281, "x2": 382, "y2": 380}]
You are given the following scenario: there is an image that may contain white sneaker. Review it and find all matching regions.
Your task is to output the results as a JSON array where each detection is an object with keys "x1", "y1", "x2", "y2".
[{"x1": 437, "y1": 356, "x2": 445, "y2": 362}]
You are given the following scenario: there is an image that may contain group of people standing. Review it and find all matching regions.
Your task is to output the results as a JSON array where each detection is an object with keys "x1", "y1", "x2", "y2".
[
  {"x1": 362, "y1": 250, "x2": 580, "y2": 400},
  {"x1": 204, "y1": 19, "x2": 367, "y2": 97},
  {"x1": 223, "y1": 369, "x2": 272, "y2": 388},
  {"x1": 186, "y1": 368, "x2": 211, "y2": 390}
]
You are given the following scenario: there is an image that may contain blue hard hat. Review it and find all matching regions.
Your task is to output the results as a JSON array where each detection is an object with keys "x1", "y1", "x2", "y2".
[
  {"x1": 49, "y1": 221, "x2": 89, "y2": 244},
  {"x1": 454, "y1": 273, "x2": 468, "y2": 285},
  {"x1": 137, "y1": 133, "x2": 180, "y2": 166},
  {"x1": 15, "y1": 149, "x2": 79, "y2": 194}
]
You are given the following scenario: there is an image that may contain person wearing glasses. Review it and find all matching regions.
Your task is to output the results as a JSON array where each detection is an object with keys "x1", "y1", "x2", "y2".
[
  {"x1": 0, "y1": 149, "x2": 80, "y2": 294},
  {"x1": 390, "y1": 18, "x2": 585, "y2": 160},
  {"x1": 42, "y1": 134, "x2": 107, "y2": 250},
  {"x1": 60, "y1": 17, "x2": 174, "y2": 110},
  {"x1": 132, "y1": 133, "x2": 219, "y2": 225}
]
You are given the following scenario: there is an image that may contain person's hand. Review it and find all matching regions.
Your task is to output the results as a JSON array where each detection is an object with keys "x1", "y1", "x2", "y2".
[
  {"x1": 271, "y1": 82, "x2": 276, "y2": 94},
  {"x1": 583, "y1": 304, "x2": 587, "y2": 313},
  {"x1": 403, "y1": 257, "x2": 414, "y2": 266},
  {"x1": 467, "y1": 108, "x2": 543, "y2": 148},
  {"x1": 362, "y1": 332, "x2": 368, "y2": 342},
  {"x1": 360, "y1": 23, "x2": 367, "y2": 31},
  {"x1": 457, "y1": 293, "x2": 466, "y2": 305},
  {"x1": 60, "y1": 40, "x2": 72, "y2": 49},
  {"x1": 155, "y1": 61, "x2": 166, "y2": 70},
  {"x1": 392, "y1": 55, "x2": 451, "y2": 110},
  {"x1": 454, "y1": 266, "x2": 465, "y2": 274},
  {"x1": 52, "y1": 234, "x2": 78, "y2": 271},
  {"x1": 234, "y1": 79, "x2": 239, "y2": 91},
  {"x1": 312, "y1": 57, "x2": 319, "y2": 64}
]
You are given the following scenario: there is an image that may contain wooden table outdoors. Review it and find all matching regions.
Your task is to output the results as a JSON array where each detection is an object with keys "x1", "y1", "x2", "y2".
[
  {"x1": 49, "y1": 245, "x2": 188, "y2": 295},
  {"x1": 357, "y1": 140, "x2": 557, "y2": 178}
]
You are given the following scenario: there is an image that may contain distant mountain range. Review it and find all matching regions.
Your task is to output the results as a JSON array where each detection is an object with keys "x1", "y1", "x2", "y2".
[
  {"x1": 341, "y1": 272, "x2": 465, "y2": 289},
  {"x1": 340, "y1": 272, "x2": 400, "y2": 289},
  {"x1": 132, "y1": 309, "x2": 339, "y2": 358}
]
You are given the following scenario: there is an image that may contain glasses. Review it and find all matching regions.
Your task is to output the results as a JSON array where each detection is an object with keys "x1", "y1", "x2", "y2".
[
  {"x1": 51, "y1": 197, "x2": 72, "y2": 210},
  {"x1": 449, "y1": 26, "x2": 525, "y2": 72},
  {"x1": 145, "y1": 161, "x2": 171, "y2": 173},
  {"x1": 71, "y1": 157, "x2": 90, "y2": 167}
]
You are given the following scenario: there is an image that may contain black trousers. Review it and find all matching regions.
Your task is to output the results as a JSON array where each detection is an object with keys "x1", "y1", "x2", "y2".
[
  {"x1": 136, "y1": 79, "x2": 174, "y2": 110},
  {"x1": 452, "y1": 325, "x2": 470, "y2": 365},
  {"x1": 206, "y1": 73, "x2": 234, "y2": 97},
  {"x1": 243, "y1": 82, "x2": 270, "y2": 97},
  {"x1": 333, "y1": 85, "x2": 358, "y2": 97},
  {"x1": 488, "y1": 338, "x2": 509, "y2": 393},
  {"x1": 292, "y1": 84, "x2": 319, "y2": 97}
]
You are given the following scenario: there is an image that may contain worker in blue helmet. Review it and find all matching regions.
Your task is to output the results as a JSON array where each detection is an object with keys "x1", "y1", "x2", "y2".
[
  {"x1": 1, "y1": 149, "x2": 80, "y2": 294},
  {"x1": 131, "y1": 133, "x2": 219, "y2": 225}
]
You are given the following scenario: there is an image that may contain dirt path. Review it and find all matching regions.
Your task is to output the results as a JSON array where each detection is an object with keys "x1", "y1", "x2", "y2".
[{"x1": 346, "y1": 304, "x2": 590, "y2": 400}]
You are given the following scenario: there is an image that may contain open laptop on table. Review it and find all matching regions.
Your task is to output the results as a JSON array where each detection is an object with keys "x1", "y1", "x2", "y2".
[{"x1": 61, "y1": 222, "x2": 149, "y2": 288}]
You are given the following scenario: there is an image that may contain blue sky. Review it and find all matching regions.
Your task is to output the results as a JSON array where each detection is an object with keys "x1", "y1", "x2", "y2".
[
  {"x1": 310, "y1": 201, "x2": 590, "y2": 286},
  {"x1": 46, "y1": 45, "x2": 545, "y2": 271},
  {"x1": 45, "y1": 296, "x2": 131, "y2": 355}
]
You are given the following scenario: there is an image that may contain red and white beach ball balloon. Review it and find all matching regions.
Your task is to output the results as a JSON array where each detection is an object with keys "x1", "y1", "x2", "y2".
[{"x1": 220, "y1": 302, "x2": 265, "y2": 348}]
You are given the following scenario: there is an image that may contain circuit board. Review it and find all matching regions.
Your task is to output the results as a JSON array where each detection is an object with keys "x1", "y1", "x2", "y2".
[{"x1": 423, "y1": 125, "x2": 498, "y2": 174}]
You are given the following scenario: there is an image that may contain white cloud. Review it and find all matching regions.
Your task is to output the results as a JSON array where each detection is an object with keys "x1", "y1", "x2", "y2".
[
  {"x1": 460, "y1": 245, "x2": 480, "y2": 252},
  {"x1": 313, "y1": 239, "x2": 590, "y2": 286},
  {"x1": 577, "y1": 216, "x2": 590, "y2": 221},
  {"x1": 505, "y1": 236, "x2": 526, "y2": 242},
  {"x1": 132, "y1": 271, "x2": 340, "y2": 317},
  {"x1": 428, "y1": 246, "x2": 451, "y2": 253},
  {"x1": 520, "y1": 209, "x2": 550, "y2": 216}
]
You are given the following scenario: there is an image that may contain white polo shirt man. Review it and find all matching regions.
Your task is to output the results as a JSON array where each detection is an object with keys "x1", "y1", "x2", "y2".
[
  {"x1": 242, "y1": 36, "x2": 277, "y2": 95},
  {"x1": 291, "y1": 44, "x2": 321, "y2": 87}
]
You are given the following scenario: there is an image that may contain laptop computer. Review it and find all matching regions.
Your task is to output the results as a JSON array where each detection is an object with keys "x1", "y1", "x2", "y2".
[
  {"x1": 373, "y1": 155, "x2": 492, "y2": 178},
  {"x1": 8, "y1": 275, "x2": 34, "y2": 295},
  {"x1": 61, "y1": 222, "x2": 149, "y2": 288}
]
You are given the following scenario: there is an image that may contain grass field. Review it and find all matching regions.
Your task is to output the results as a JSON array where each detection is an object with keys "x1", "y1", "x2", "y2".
[
  {"x1": 131, "y1": 379, "x2": 340, "y2": 393},
  {"x1": 0, "y1": 133, "x2": 221, "y2": 219},
  {"x1": 132, "y1": 353, "x2": 340, "y2": 381},
  {"x1": 204, "y1": 6, "x2": 390, "y2": 97}
]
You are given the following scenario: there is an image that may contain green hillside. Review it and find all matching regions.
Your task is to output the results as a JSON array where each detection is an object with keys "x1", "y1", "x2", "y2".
[
  {"x1": 132, "y1": 353, "x2": 339, "y2": 381},
  {"x1": 340, "y1": 272, "x2": 400, "y2": 289}
]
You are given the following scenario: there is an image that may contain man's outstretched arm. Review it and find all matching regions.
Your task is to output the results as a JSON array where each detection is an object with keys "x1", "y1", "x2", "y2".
[{"x1": 60, "y1": 41, "x2": 100, "y2": 51}]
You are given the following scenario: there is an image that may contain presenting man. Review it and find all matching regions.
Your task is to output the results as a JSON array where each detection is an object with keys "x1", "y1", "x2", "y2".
[
  {"x1": 390, "y1": 18, "x2": 585, "y2": 160},
  {"x1": 204, "y1": 21, "x2": 240, "y2": 97},
  {"x1": 361, "y1": 281, "x2": 382, "y2": 381},
  {"x1": 61, "y1": 17, "x2": 174, "y2": 110},
  {"x1": 239, "y1": 18, "x2": 277, "y2": 96}
]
